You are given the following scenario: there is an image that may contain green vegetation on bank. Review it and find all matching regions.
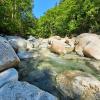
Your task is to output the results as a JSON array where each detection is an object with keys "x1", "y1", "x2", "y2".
[
  {"x1": 0, "y1": 0, "x2": 100, "y2": 37},
  {"x1": 0, "y1": 0, "x2": 36, "y2": 36},
  {"x1": 34, "y1": 0, "x2": 100, "y2": 37}
]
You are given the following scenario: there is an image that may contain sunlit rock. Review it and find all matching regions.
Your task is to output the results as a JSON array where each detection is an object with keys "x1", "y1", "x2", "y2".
[
  {"x1": 0, "y1": 68, "x2": 18, "y2": 87},
  {"x1": 0, "y1": 81, "x2": 57, "y2": 100},
  {"x1": 48, "y1": 39, "x2": 66, "y2": 54},
  {"x1": 75, "y1": 33, "x2": 100, "y2": 60},
  {"x1": 0, "y1": 36, "x2": 20, "y2": 71},
  {"x1": 56, "y1": 71, "x2": 100, "y2": 100}
]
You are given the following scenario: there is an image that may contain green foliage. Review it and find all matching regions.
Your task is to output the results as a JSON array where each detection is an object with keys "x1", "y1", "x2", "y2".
[
  {"x1": 0, "y1": 0, "x2": 36, "y2": 36},
  {"x1": 0, "y1": 0, "x2": 100, "y2": 37},
  {"x1": 34, "y1": 0, "x2": 100, "y2": 38}
]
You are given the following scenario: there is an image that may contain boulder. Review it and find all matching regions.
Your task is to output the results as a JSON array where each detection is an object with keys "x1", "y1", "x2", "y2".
[
  {"x1": 56, "y1": 71, "x2": 100, "y2": 100},
  {"x1": 64, "y1": 37, "x2": 75, "y2": 53},
  {"x1": 39, "y1": 39, "x2": 49, "y2": 48},
  {"x1": 0, "y1": 68, "x2": 18, "y2": 87},
  {"x1": 27, "y1": 35, "x2": 37, "y2": 43},
  {"x1": 8, "y1": 37, "x2": 35, "y2": 59},
  {"x1": 8, "y1": 38, "x2": 33, "y2": 52},
  {"x1": 0, "y1": 81, "x2": 57, "y2": 100},
  {"x1": 0, "y1": 36, "x2": 20, "y2": 71},
  {"x1": 83, "y1": 42, "x2": 100, "y2": 60},
  {"x1": 48, "y1": 36, "x2": 75, "y2": 54},
  {"x1": 8, "y1": 38, "x2": 27, "y2": 52},
  {"x1": 75, "y1": 33, "x2": 100, "y2": 59},
  {"x1": 48, "y1": 39, "x2": 66, "y2": 54}
]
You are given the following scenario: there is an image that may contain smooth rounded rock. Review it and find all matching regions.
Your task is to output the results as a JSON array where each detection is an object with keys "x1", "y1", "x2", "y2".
[
  {"x1": 56, "y1": 71, "x2": 100, "y2": 100},
  {"x1": 0, "y1": 81, "x2": 57, "y2": 100},
  {"x1": 75, "y1": 33, "x2": 100, "y2": 58},
  {"x1": 0, "y1": 68, "x2": 18, "y2": 87},
  {"x1": 48, "y1": 39, "x2": 66, "y2": 54},
  {"x1": 0, "y1": 36, "x2": 20, "y2": 71},
  {"x1": 83, "y1": 42, "x2": 100, "y2": 60}
]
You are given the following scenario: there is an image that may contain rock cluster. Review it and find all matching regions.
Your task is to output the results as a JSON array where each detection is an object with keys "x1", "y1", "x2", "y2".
[
  {"x1": 48, "y1": 33, "x2": 100, "y2": 60},
  {"x1": 56, "y1": 71, "x2": 100, "y2": 100},
  {"x1": 48, "y1": 36, "x2": 75, "y2": 54},
  {"x1": 0, "y1": 35, "x2": 57, "y2": 100},
  {"x1": 0, "y1": 33, "x2": 100, "y2": 100}
]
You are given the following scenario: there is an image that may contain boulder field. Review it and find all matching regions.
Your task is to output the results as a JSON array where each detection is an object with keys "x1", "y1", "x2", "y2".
[
  {"x1": 0, "y1": 36, "x2": 57, "y2": 100},
  {"x1": 48, "y1": 33, "x2": 100, "y2": 60},
  {"x1": 0, "y1": 33, "x2": 100, "y2": 100}
]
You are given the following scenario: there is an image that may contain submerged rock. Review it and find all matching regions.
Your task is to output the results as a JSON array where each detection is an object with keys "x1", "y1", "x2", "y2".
[
  {"x1": 17, "y1": 51, "x2": 39, "y2": 59},
  {"x1": 86, "y1": 60, "x2": 100, "y2": 73},
  {"x1": 0, "y1": 81, "x2": 57, "y2": 100},
  {"x1": 83, "y1": 42, "x2": 100, "y2": 60},
  {"x1": 0, "y1": 36, "x2": 20, "y2": 71},
  {"x1": 8, "y1": 37, "x2": 33, "y2": 52},
  {"x1": 56, "y1": 71, "x2": 100, "y2": 100}
]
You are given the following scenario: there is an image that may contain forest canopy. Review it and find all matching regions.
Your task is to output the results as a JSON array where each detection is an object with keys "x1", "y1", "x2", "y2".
[
  {"x1": 0, "y1": 0, "x2": 100, "y2": 37},
  {"x1": 34, "y1": 0, "x2": 100, "y2": 37},
  {"x1": 0, "y1": 0, "x2": 36, "y2": 36}
]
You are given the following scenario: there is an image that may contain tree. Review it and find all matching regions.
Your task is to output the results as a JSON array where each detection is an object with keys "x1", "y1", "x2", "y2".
[
  {"x1": 0, "y1": 0, "x2": 36, "y2": 36},
  {"x1": 34, "y1": 0, "x2": 100, "y2": 38}
]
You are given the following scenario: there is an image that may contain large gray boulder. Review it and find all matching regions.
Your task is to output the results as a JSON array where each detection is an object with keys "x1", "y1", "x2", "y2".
[
  {"x1": 0, "y1": 81, "x2": 57, "y2": 100},
  {"x1": 0, "y1": 36, "x2": 20, "y2": 71},
  {"x1": 0, "y1": 68, "x2": 18, "y2": 87},
  {"x1": 75, "y1": 33, "x2": 100, "y2": 60},
  {"x1": 56, "y1": 71, "x2": 100, "y2": 100}
]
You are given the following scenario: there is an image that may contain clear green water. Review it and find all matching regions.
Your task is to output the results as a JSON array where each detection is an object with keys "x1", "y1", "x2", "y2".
[
  {"x1": 37, "y1": 55, "x2": 100, "y2": 80},
  {"x1": 18, "y1": 53, "x2": 100, "y2": 100}
]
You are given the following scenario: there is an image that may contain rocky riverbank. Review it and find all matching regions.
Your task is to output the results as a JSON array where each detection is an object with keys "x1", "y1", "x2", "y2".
[{"x1": 0, "y1": 33, "x2": 100, "y2": 100}]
